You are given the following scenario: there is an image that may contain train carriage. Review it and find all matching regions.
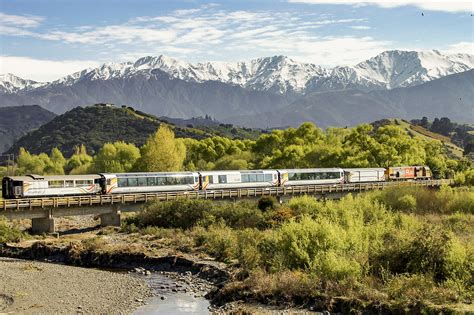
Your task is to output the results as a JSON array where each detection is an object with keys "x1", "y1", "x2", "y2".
[
  {"x1": 343, "y1": 168, "x2": 386, "y2": 183},
  {"x1": 279, "y1": 168, "x2": 344, "y2": 186},
  {"x1": 386, "y1": 166, "x2": 431, "y2": 180},
  {"x1": 199, "y1": 170, "x2": 279, "y2": 190},
  {"x1": 2, "y1": 174, "x2": 102, "y2": 198},
  {"x1": 101, "y1": 172, "x2": 200, "y2": 194}
]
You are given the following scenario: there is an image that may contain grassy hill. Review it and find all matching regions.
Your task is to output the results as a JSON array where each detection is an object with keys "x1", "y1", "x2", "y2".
[
  {"x1": 7, "y1": 104, "x2": 263, "y2": 156},
  {"x1": 371, "y1": 118, "x2": 465, "y2": 158}
]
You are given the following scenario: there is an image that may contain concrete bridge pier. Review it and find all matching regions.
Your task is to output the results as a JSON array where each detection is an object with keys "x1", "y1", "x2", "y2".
[
  {"x1": 100, "y1": 205, "x2": 121, "y2": 227},
  {"x1": 31, "y1": 216, "x2": 55, "y2": 234}
]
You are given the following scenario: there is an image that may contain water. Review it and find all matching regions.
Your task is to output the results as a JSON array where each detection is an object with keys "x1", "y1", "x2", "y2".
[{"x1": 133, "y1": 272, "x2": 210, "y2": 315}]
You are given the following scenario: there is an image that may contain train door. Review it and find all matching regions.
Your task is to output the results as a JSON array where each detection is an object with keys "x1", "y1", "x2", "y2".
[{"x1": 2, "y1": 177, "x2": 10, "y2": 199}]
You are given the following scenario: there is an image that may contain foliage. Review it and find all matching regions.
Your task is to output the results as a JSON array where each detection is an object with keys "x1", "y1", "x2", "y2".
[
  {"x1": 373, "y1": 186, "x2": 473, "y2": 214},
  {"x1": 135, "y1": 125, "x2": 186, "y2": 172},
  {"x1": 0, "y1": 216, "x2": 25, "y2": 243},
  {"x1": 90, "y1": 141, "x2": 140, "y2": 173},
  {"x1": 119, "y1": 187, "x2": 474, "y2": 309}
]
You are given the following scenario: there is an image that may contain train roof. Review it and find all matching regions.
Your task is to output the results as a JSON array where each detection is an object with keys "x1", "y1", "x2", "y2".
[
  {"x1": 199, "y1": 170, "x2": 277, "y2": 175},
  {"x1": 4, "y1": 174, "x2": 101, "y2": 181},
  {"x1": 103, "y1": 172, "x2": 197, "y2": 177},
  {"x1": 343, "y1": 168, "x2": 386, "y2": 171},
  {"x1": 279, "y1": 168, "x2": 343, "y2": 172}
]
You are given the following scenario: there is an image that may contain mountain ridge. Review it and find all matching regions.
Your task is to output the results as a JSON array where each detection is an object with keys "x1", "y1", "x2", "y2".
[{"x1": 2, "y1": 50, "x2": 472, "y2": 96}]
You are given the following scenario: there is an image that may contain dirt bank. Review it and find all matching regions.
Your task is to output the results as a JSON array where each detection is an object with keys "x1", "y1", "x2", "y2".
[{"x1": 0, "y1": 257, "x2": 151, "y2": 314}]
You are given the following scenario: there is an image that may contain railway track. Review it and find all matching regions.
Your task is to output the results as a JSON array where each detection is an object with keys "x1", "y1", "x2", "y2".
[{"x1": 1, "y1": 179, "x2": 451, "y2": 211}]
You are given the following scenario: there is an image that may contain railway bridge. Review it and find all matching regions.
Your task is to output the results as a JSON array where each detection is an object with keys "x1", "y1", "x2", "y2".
[{"x1": 1, "y1": 179, "x2": 451, "y2": 233}]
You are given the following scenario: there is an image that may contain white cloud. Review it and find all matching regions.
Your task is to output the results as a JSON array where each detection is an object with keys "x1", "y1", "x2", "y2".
[
  {"x1": 0, "y1": 56, "x2": 100, "y2": 82},
  {"x1": 444, "y1": 42, "x2": 474, "y2": 54},
  {"x1": 351, "y1": 25, "x2": 371, "y2": 30},
  {"x1": 287, "y1": 0, "x2": 473, "y2": 13},
  {"x1": 0, "y1": 12, "x2": 44, "y2": 28}
]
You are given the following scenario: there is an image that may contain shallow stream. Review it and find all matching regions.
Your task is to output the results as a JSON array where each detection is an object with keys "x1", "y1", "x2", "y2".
[{"x1": 133, "y1": 272, "x2": 211, "y2": 315}]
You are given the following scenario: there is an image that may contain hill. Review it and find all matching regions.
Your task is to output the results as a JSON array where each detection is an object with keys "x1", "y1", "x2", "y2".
[
  {"x1": 370, "y1": 119, "x2": 465, "y2": 159},
  {"x1": 6, "y1": 104, "x2": 261, "y2": 156},
  {"x1": 0, "y1": 105, "x2": 56, "y2": 154}
]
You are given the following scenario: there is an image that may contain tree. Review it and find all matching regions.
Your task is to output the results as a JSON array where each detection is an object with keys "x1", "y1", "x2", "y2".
[
  {"x1": 66, "y1": 144, "x2": 93, "y2": 174},
  {"x1": 45, "y1": 148, "x2": 66, "y2": 174},
  {"x1": 91, "y1": 141, "x2": 140, "y2": 173},
  {"x1": 135, "y1": 125, "x2": 186, "y2": 172}
]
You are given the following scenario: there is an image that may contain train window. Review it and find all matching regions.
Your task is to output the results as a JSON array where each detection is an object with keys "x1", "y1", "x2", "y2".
[
  {"x1": 248, "y1": 174, "x2": 257, "y2": 182},
  {"x1": 117, "y1": 178, "x2": 127, "y2": 187},
  {"x1": 256, "y1": 174, "x2": 264, "y2": 182},
  {"x1": 265, "y1": 174, "x2": 273, "y2": 181},
  {"x1": 155, "y1": 177, "x2": 165, "y2": 185},
  {"x1": 208, "y1": 176, "x2": 214, "y2": 184},
  {"x1": 128, "y1": 178, "x2": 138, "y2": 186},
  {"x1": 137, "y1": 177, "x2": 147, "y2": 186},
  {"x1": 49, "y1": 180, "x2": 64, "y2": 188},
  {"x1": 186, "y1": 177, "x2": 194, "y2": 185},
  {"x1": 288, "y1": 173, "x2": 299, "y2": 180},
  {"x1": 218, "y1": 175, "x2": 227, "y2": 183},
  {"x1": 65, "y1": 180, "x2": 74, "y2": 187},
  {"x1": 76, "y1": 180, "x2": 91, "y2": 187},
  {"x1": 241, "y1": 174, "x2": 249, "y2": 182},
  {"x1": 147, "y1": 177, "x2": 156, "y2": 186}
]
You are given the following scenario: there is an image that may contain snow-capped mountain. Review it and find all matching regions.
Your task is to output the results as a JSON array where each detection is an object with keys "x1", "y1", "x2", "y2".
[
  {"x1": 0, "y1": 73, "x2": 46, "y2": 94},
  {"x1": 3, "y1": 50, "x2": 473, "y2": 96}
]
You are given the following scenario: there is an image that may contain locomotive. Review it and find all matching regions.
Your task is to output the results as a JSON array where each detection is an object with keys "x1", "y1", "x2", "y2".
[{"x1": 2, "y1": 166, "x2": 431, "y2": 199}]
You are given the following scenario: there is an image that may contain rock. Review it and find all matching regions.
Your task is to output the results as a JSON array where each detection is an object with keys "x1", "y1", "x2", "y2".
[
  {"x1": 172, "y1": 289, "x2": 177, "y2": 292},
  {"x1": 145, "y1": 271, "x2": 151, "y2": 276},
  {"x1": 135, "y1": 298, "x2": 143, "y2": 302},
  {"x1": 160, "y1": 296, "x2": 166, "y2": 300}
]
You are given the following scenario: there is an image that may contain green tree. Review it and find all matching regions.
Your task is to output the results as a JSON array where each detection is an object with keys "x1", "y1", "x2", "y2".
[
  {"x1": 44, "y1": 147, "x2": 66, "y2": 174},
  {"x1": 66, "y1": 144, "x2": 93, "y2": 174},
  {"x1": 135, "y1": 125, "x2": 186, "y2": 172},
  {"x1": 91, "y1": 141, "x2": 140, "y2": 173}
]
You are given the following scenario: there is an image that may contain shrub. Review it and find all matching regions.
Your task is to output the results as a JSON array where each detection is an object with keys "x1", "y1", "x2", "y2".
[
  {"x1": 0, "y1": 217, "x2": 25, "y2": 243},
  {"x1": 194, "y1": 222, "x2": 237, "y2": 262},
  {"x1": 372, "y1": 225, "x2": 470, "y2": 284},
  {"x1": 398, "y1": 194, "x2": 417, "y2": 211},
  {"x1": 137, "y1": 199, "x2": 214, "y2": 229},
  {"x1": 287, "y1": 195, "x2": 321, "y2": 216},
  {"x1": 258, "y1": 196, "x2": 278, "y2": 212}
]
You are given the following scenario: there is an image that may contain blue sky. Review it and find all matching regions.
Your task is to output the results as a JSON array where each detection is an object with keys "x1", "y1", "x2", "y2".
[{"x1": 0, "y1": 0, "x2": 472, "y2": 81}]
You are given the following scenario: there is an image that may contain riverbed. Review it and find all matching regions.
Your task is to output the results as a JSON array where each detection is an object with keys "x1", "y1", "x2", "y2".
[{"x1": 0, "y1": 257, "x2": 151, "y2": 314}]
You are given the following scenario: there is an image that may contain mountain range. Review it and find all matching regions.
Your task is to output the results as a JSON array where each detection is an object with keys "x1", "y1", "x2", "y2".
[{"x1": 1, "y1": 50, "x2": 473, "y2": 127}]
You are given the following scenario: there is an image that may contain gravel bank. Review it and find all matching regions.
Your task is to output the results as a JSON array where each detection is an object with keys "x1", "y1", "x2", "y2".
[{"x1": 0, "y1": 257, "x2": 151, "y2": 314}]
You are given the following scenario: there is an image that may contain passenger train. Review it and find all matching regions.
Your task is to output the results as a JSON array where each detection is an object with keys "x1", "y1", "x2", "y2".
[{"x1": 2, "y1": 166, "x2": 431, "y2": 199}]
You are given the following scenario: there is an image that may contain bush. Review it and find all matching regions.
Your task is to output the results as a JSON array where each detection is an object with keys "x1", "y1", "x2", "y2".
[
  {"x1": 194, "y1": 222, "x2": 237, "y2": 262},
  {"x1": 258, "y1": 196, "x2": 278, "y2": 211},
  {"x1": 0, "y1": 217, "x2": 25, "y2": 243},
  {"x1": 372, "y1": 225, "x2": 470, "y2": 284},
  {"x1": 137, "y1": 199, "x2": 214, "y2": 229}
]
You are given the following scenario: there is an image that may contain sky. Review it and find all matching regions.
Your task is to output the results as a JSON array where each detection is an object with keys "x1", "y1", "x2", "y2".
[{"x1": 0, "y1": 0, "x2": 472, "y2": 81}]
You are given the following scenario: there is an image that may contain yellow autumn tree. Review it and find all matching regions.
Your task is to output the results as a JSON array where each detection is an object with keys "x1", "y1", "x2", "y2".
[{"x1": 135, "y1": 125, "x2": 186, "y2": 172}]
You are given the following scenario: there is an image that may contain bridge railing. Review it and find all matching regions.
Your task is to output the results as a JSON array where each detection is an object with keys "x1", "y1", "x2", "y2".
[{"x1": 0, "y1": 179, "x2": 451, "y2": 211}]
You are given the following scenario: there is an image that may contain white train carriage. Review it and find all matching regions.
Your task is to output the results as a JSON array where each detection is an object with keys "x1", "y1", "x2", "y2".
[
  {"x1": 279, "y1": 168, "x2": 344, "y2": 186},
  {"x1": 343, "y1": 168, "x2": 386, "y2": 183},
  {"x1": 101, "y1": 172, "x2": 200, "y2": 194},
  {"x1": 199, "y1": 170, "x2": 279, "y2": 190},
  {"x1": 2, "y1": 174, "x2": 102, "y2": 198}
]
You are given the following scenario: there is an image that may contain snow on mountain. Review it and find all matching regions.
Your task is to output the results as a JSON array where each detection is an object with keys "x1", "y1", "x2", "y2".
[
  {"x1": 351, "y1": 50, "x2": 474, "y2": 89},
  {"x1": 3, "y1": 50, "x2": 473, "y2": 95},
  {"x1": 0, "y1": 73, "x2": 46, "y2": 94}
]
